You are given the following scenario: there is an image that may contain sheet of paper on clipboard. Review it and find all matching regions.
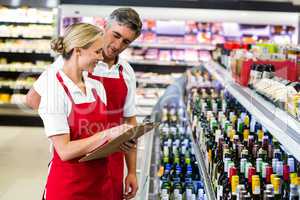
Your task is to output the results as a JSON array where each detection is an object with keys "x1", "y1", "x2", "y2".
[{"x1": 79, "y1": 122, "x2": 159, "y2": 162}]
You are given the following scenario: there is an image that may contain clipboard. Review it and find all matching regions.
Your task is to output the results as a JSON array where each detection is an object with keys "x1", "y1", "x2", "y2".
[{"x1": 79, "y1": 122, "x2": 159, "y2": 162}]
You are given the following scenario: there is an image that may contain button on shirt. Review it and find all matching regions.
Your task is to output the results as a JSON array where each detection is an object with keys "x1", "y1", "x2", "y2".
[
  {"x1": 36, "y1": 68, "x2": 107, "y2": 137},
  {"x1": 34, "y1": 56, "x2": 136, "y2": 118}
]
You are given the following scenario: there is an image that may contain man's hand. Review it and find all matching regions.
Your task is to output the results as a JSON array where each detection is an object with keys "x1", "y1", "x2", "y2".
[
  {"x1": 119, "y1": 139, "x2": 137, "y2": 153},
  {"x1": 123, "y1": 173, "x2": 138, "y2": 199}
]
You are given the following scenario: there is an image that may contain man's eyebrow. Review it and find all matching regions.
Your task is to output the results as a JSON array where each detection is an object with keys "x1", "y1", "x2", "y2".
[{"x1": 112, "y1": 31, "x2": 121, "y2": 36}]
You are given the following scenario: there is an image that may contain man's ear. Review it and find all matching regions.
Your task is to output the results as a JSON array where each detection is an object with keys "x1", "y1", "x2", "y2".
[
  {"x1": 74, "y1": 47, "x2": 81, "y2": 56},
  {"x1": 103, "y1": 19, "x2": 108, "y2": 29}
]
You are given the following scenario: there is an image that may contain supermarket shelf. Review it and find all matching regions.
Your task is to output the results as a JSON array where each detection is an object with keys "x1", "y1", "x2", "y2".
[
  {"x1": 0, "y1": 103, "x2": 42, "y2": 126},
  {"x1": 130, "y1": 60, "x2": 197, "y2": 74},
  {"x1": 137, "y1": 80, "x2": 170, "y2": 88},
  {"x1": 205, "y1": 61, "x2": 300, "y2": 161},
  {"x1": 0, "y1": 36, "x2": 52, "y2": 40},
  {"x1": 0, "y1": 103, "x2": 37, "y2": 116},
  {"x1": 0, "y1": 87, "x2": 30, "y2": 94},
  {"x1": 0, "y1": 71, "x2": 41, "y2": 79},
  {"x1": 0, "y1": 51, "x2": 51, "y2": 54},
  {"x1": 131, "y1": 42, "x2": 216, "y2": 50},
  {"x1": 0, "y1": 52, "x2": 53, "y2": 62},
  {"x1": 0, "y1": 68, "x2": 44, "y2": 73},
  {"x1": 0, "y1": 21, "x2": 53, "y2": 25},
  {"x1": 130, "y1": 59, "x2": 200, "y2": 67}
]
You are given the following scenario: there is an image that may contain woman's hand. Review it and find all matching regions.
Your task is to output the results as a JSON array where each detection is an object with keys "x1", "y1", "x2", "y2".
[
  {"x1": 123, "y1": 173, "x2": 138, "y2": 199},
  {"x1": 120, "y1": 139, "x2": 137, "y2": 153}
]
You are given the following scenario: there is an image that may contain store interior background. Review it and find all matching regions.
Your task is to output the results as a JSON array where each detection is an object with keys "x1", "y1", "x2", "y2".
[{"x1": 0, "y1": 0, "x2": 300, "y2": 199}]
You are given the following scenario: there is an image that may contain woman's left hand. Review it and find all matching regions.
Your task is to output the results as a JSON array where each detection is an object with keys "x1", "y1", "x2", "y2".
[{"x1": 123, "y1": 173, "x2": 138, "y2": 199}]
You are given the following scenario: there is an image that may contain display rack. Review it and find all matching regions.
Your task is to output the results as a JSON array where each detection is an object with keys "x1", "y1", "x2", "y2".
[
  {"x1": 204, "y1": 60, "x2": 300, "y2": 161},
  {"x1": 131, "y1": 61, "x2": 195, "y2": 74},
  {"x1": 0, "y1": 7, "x2": 56, "y2": 124},
  {"x1": 131, "y1": 42, "x2": 216, "y2": 51},
  {"x1": 146, "y1": 76, "x2": 216, "y2": 200},
  {"x1": 190, "y1": 132, "x2": 216, "y2": 200}
]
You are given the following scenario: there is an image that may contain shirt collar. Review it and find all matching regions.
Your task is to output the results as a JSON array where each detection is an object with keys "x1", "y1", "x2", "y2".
[{"x1": 58, "y1": 69, "x2": 91, "y2": 95}]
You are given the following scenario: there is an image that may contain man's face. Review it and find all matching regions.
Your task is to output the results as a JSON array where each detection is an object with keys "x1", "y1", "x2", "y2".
[{"x1": 103, "y1": 21, "x2": 137, "y2": 60}]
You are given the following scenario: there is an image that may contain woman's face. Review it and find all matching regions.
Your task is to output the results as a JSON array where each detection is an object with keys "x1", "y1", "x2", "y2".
[{"x1": 77, "y1": 37, "x2": 104, "y2": 71}]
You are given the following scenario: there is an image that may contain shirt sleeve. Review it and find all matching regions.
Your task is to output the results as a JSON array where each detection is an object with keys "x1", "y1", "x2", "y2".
[
  {"x1": 33, "y1": 69, "x2": 47, "y2": 96},
  {"x1": 38, "y1": 70, "x2": 70, "y2": 137},
  {"x1": 123, "y1": 63, "x2": 136, "y2": 117},
  {"x1": 33, "y1": 56, "x2": 64, "y2": 96}
]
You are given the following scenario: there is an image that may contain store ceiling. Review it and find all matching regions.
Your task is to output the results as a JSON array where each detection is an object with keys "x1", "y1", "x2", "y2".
[
  {"x1": 0, "y1": 0, "x2": 299, "y2": 11},
  {"x1": 0, "y1": 0, "x2": 58, "y2": 8},
  {"x1": 59, "y1": 0, "x2": 300, "y2": 12}
]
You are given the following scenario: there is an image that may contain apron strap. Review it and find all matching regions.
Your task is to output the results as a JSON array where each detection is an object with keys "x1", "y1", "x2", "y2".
[
  {"x1": 56, "y1": 71, "x2": 76, "y2": 104},
  {"x1": 118, "y1": 64, "x2": 124, "y2": 79},
  {"x1": 91, "y1": 88, "x2": 98, "y2": 100}
]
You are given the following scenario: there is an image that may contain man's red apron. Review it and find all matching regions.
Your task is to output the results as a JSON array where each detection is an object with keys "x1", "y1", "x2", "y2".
[
  {"x1": 89, "y1": 65, "x2": 128, "y2": 200},
  {"x1": 44, "y1": 72, "x2": 113, "y2": 200}
]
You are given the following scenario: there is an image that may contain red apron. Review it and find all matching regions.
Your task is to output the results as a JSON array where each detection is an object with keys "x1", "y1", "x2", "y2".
[
  {"x1": 44, "y1": 72, "x2": 113, "y2": 200},
  {"x1": 89, "y1": 65, "x2": 128, "y2": 200}
]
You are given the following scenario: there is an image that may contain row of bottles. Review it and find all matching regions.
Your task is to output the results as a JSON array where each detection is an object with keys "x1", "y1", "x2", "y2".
[
  {"x1": 186, "y1": 80, "x2": 300, "y2": 199},
  {"x1": 158, "y1": 103, "x2": 207, "y2": 200}
]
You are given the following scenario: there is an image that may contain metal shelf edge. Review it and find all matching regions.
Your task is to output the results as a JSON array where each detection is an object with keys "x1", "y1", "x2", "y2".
[{"x1": 191, "y1": 135, "x2": 216, "y2": 200}]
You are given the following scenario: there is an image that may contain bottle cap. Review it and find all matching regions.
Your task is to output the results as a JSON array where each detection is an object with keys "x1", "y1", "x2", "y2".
[
  {"x1": 276, "y1": 161, "x2": 283, "y2": 176},
  {"x1": 288, "y1": 157, "x2": 295, "y2": 173},
  {"x1": 245, "y1": 162, "x2": 252, "y2": 179},
  {"x1": 262, "y1": 163, "x2": 268, "y2": 178},
  {"x1": 283, "y1": 164, "x2": 290, "y2": 181},
  {"x1": 248, "y1": 167, "x2": 256, "y2": 184},
  {"x1": 229, "y1": 167, "x2": 237, "y2": 183},
  {"x1": 240, "y1": 158, "x2": 247, "y2": 173},
  {"x1": 224, "y1": 158, "x2": 231, "y2": 173},
  {"x1": 256, "y1": 158, "x2": 262, "y2": 173},
  {"x1": 265, "y1": 166, "x2": 273, "y2": 184},
  {"x1": 272, "y1": 158, "x2": 278, "y2": 172}
]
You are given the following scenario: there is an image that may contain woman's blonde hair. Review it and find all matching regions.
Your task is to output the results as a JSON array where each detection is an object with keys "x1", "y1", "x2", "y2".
[{"x1": 51, "y1": 23, "x2": 104, "y2": 59}]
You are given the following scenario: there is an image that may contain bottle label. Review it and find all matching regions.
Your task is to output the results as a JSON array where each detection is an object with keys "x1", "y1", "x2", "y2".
[
  {"x1": 231, "y1": 175, "x2": 239, "y2": 194},
  {"x1": 217, "y1": 185, "x2": 223, "y2": 199},
  {"x1": 273, "y1": 178, "x2": 280, "y2": 194},
  {"x1": 252, "y1": 177, "x2": 261, "y2": 195}
]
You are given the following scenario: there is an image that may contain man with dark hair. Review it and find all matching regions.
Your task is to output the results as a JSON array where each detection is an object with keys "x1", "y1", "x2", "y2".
[{"x1": 26, "y1": 7, "x2": 142, "y2": 200}]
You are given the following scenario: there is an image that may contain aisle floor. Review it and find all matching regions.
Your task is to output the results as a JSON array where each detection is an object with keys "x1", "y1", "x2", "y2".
[
  {"x1": 0, "y1": 126, "x2": 49, "y2": 200},
  {"x1": 0, "y1": 125, "x2": 150, "y2": 200}
]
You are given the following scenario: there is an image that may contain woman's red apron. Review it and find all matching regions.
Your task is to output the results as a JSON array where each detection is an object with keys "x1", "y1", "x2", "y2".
[
  {"x1": 89, "y1": 65, "x2": 128, "y2": 200},
  {"x1": 44, "y1": 72, "x2": 113, "y2": 200}
]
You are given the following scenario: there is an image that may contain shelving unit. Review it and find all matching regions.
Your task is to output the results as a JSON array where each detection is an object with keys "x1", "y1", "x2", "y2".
[
  {"x1": 144, "y1": 76, "x2": 216, "y2": 199},
  {"x1": 0, "y1": 21, "x2": 53, "y2": 25},
  {"x1": 131, "y1": 42, "x2": 216, "y2": 51},
  {"x1": 130, "y1": 60, "x2": 195, "y2": 74},
  {"x1": 203, "y1": 60, "x2": 300, "y2": 161},
  {"x1": 0, "y1": 7, "x2": 55, "y2": 124}
]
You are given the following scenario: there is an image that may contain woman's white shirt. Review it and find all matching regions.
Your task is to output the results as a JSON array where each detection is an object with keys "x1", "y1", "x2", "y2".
[
  {"x1": 37, "y1": 67, "x2": 107, "y2": 138},
  {"x1": 34, "y1": 56, "x2": 136, "y2": 117}
]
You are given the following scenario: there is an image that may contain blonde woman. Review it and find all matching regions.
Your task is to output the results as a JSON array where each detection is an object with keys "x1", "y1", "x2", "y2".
[{"x1": 38, "y1": 23, "x2": 129, "y2": 200}]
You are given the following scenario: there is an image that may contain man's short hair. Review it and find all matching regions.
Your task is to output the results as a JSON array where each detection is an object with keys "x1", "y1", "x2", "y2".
[{"x1": 107, "y1": 8, "x2": 142, "y2": 37}]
